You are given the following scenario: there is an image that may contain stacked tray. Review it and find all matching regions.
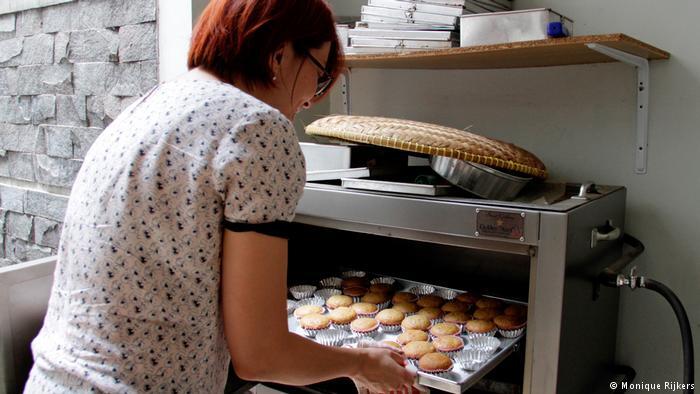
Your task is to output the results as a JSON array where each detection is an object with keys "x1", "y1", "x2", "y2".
[{"x1": 287, "y1": 272, "x2": 527, "y2": 393}]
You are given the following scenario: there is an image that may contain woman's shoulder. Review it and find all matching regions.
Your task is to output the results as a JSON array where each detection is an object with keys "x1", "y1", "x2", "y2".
[{"x1": 161, "y1": 79, "x2": 292, "y2": 128}]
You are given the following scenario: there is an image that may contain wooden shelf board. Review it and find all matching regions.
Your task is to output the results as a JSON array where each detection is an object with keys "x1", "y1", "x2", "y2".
[{"x1": 344, "y1": 34, "x2": 669, "y2": 70}]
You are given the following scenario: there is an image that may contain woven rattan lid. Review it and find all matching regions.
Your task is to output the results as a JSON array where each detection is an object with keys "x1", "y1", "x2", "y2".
[{"x1": 305, "y1": 115, "x2": 547, "y2": 179}]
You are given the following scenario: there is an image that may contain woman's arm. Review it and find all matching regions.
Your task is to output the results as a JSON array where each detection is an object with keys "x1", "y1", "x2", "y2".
[{"x1": 221, "y1": 229, "x2": 415, "y2": 391}]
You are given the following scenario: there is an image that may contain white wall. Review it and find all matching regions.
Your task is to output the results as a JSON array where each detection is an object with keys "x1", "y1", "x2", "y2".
[{"x1": 327, "y1": 0, "x2": 699, "y2": 386}]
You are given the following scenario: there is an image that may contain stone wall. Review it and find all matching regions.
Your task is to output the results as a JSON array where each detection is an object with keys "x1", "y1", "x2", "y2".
[{"x1": 0, "y1": 0, "x2": 158, "y2": 267}]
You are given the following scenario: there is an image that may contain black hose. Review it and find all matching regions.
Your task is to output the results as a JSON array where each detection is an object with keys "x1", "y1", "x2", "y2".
[{"x1": 641, "y1": 278, "x2": 695, "y2": 394}]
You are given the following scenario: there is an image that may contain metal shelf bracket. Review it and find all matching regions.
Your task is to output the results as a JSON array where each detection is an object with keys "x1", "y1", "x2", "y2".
[
  {"x1": 340, "y1": 68, "x2": 352, "y2": 115},
  {"x1": 586, "y1": 43, "x2": 650, "y2": 174}
]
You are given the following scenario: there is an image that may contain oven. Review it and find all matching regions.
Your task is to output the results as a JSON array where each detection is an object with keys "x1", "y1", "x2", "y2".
[{"x1": 273, "y1": 178, "x2": 637, "y2": 394}]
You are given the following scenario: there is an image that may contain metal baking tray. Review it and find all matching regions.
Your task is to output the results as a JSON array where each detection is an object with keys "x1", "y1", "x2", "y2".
[
  {"x1": 341, "y1": 178, "x2": 457, "y2": 196},
  {"x1": 460, "y1": 8, "x2": 574, "y2": 47},
  {"x1": 287, "y1": 275, "x2": 526, "y2": 393}
]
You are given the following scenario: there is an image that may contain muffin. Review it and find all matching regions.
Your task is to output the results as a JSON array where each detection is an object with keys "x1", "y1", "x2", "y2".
[
  {"x1": 401, "y1": 315, "x2": 432, "y2": 332},
  {"x1": 417, "y1": 295, "x2": 444, "y2": 309},
  {"x1": 393, "y1": 302, "x2": 419, "y2": 315},
  {"x1": 455, "y1": 292, "x2": 479, "y2": 305},
  {"x1": 299, "y1": 313, "x2": 331, "y2": 336},
  {"x1": 432, "y1": 335, "x2": 464, "y2": 354},
  {"x1": 369, "y1": 283, "x2": 394, "y2": 294},
  {"x1": 326, "y1": 294, "x2": 353, "y2": 310},
  {"x1": 375, "y1": 308, "x2": 405, "y2": 332},
  {"x1": 494, "y1": 315, "x2": 525, "y2": 330},
  {"x1": 465, "y1": 319, "x2": 497, "y2": 337},
  {"x1": 396, "y1": 329, "x2": 429, "y2": 345},
  {"x1": 417, "y1": 307, "x2": 443, "y2": 323},
  {"x1": 444, "y1": 312, "x2": 471, "y2": 325},
  {"x1": 417, "y1": 352, "x2": 453, "y2": 375},
  {"x1": 350, "y1": 317, "x2": 379, "y2": 337},
  {"x1": 402, "y1": 341, "x2": 435, "y2": 361},
  {"x1": 351, "y1": 302, "x2": 379, "y2": 317},
  {"x1": 476, "y1": 297, "x2": 504, "y2": 310},
  {"x1": 293, "y1": 304, "x2": 324, "y2": 319},
  {"x1": 392, "y1": 291, "x2": 419, "y2": 304},
  {"x1": 429, "y1": 322, "x2": 461, "y2": 337},
  {"x1": 441, "y1": 300, "x2": 469, "y2": 314},
  {"x1": 494, "y1": 314, "x2": 526, "y2": 338},
  {"x1": 343, "y1": 286, "x2": 368, "y2": 301},
  {"x1": 473, "y1": 308, "x2": 501, "y2": 321},
  {"x1": 381, "y1": 340, "x2": 402, "y2": 350},
  {"x1": 361, "y1": 292, "x2": 390, "y2": 307},
  {"x1": 328, "y1": 306, "x2": 357, "y2": 329},
  {"x1": 504, "y1": 304, "x2": 528, "y2": 318},
  {"x1": 341, "y1": 277, "x2": 368, "y2": 289}
]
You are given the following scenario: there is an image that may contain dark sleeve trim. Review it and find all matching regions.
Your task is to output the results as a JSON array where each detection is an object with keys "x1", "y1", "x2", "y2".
[{"x1": 223, "y1": 220, "x2": 292, "y2": 239}]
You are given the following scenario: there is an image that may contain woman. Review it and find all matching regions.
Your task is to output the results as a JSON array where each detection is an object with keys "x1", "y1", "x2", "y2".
[{"x1": 25, "y1": 0, "x2": 415, "y2": 393}]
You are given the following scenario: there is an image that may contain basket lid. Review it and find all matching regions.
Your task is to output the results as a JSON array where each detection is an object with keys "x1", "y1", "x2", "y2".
[{"x1": 305, "y1": 115, "x2": 548, "y2": 179}]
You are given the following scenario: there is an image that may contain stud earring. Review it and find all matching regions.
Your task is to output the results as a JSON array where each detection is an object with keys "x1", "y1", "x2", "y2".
[{"x1": 272, "y1": 75, "x2": 277, "y2": 81}]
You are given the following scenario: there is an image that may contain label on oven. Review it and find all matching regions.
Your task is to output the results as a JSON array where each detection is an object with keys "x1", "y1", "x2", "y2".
[{"x1": 476, "y1": 210, "x2": 524, "y2": 240}]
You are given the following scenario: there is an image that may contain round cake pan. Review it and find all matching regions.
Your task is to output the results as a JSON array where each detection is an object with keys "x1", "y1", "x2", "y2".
[{"x1": 430, "y1": 156, "x2": 531, "y2": 200}]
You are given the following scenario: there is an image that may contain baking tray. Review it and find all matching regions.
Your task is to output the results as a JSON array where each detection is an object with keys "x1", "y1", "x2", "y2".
[
  {"x1": 341, "y1": 178, "x2": 457, "y2": 196},
  {"x1": 287, "y1": 275, "x2": 526, "y2": 393}
]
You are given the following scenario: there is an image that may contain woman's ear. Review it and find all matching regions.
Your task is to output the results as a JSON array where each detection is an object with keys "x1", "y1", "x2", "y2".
[{"x1": 269, "y1": 46, "x2": 285, "y2": 81}]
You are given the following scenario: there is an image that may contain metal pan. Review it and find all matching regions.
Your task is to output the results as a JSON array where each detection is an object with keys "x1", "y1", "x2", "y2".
[{"x1": 430, "y1": 155, "x2": 531, "y2": 200}]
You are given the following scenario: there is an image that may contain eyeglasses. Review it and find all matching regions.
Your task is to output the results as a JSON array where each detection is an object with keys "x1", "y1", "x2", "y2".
[{"x1": 304, "y1": 51, "x2": 333, "y2": 97}]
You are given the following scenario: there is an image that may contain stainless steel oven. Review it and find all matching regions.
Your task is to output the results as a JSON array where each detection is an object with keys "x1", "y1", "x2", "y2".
[{"x1": 278, "y1": 179, "x2": 635, "y2": 394}]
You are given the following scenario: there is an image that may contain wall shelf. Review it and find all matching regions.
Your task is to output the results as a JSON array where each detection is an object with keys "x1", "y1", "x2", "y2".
[
  {"x1": 344, "y1": 34, "x2": 669, "y2": 70},
  {"x1": 339, "y1": 33, "x2": 669, "y2": 174}
]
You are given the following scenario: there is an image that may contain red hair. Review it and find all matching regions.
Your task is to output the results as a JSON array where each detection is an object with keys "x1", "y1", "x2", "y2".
[{"x1": 188, "y1": 0, "x2": 344, "y2": 98}]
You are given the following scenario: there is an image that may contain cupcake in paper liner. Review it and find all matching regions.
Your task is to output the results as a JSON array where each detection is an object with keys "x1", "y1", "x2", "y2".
[
  {"x1": 315, "y1": 329, "x2": 349, "y2": 347},
  {"x1": 314, "y1": 288, "x2": 341, "y2": 301},
  {"x1": 434, "y1": 288, "x2": 458, "y2": 301},
  {"x1": 343, "y1": 286, "x2": 368, "y2": 303},
  {"x1": 296, "y1": 296, "x2": 325, "y2": 308},
  {"x1": 494, "y1": 314, "x2": 527, "y2": 338},
  {"x1": 370, "y1": 276, "x2": 396, "y2": 286},
  {"x1": 417, "y1": 307, "x2": 443, "y2": 326},
  {"x1": 342, "y1": 270, "x2": 366, "y2": 278},
  {"x1": 375, "y1": 308, "x2": 405, "y2": 333},
  {"x1": 473, "y1": 307, "x2": 502, "y2": 321},
  {"x1": 417, "y1": 295, "x2": 445, "y2": 310},
  {"x1": 319, "y1": 277, "x2": 342, "y2": 289},
  {"x1": 408, "y1": 285, "x2": 435, "y2": 296},
  {"x1": 401, "y1": 315, "x2": 432, "y2": 332},
  {"x1": 441, "y1": 300, "x2": 470, "y2": 315},
  {"x1": 504, "y1": 303, "x2": 528, "y2": 319},
  {"x1": 368, "y1": 283, "x2": 394, "y2": 296},
  {"x1": 328, "y1": 306, "x2": 357, "y2": 331},
  {"x1": 454, "y1": 348, "x2": 490, "y2": 371},
  {"x1": 392, "y1": 302, "x2": 419, "y2": 316},
  {"x1": 361, "y1": 292, "x2": 391, "y2": 311},
  {"x1": 402, "y1": 341, "x2": 435, "y2": 365},
  {"x1": 468, "y1": 336, "x2": 501, "y2": 355},
  {"x1": 286, "y1": 299, "x2": 298, "y2": 316},
  {"x1": 350, "y1": 302, "x2": 379, "y2": 318},
  {"x1": 464, "y1": 319, "x2": 498, "y2": 338},
  {"x1": 476, "y1": 297, "x2": 504, "y2": 310},
  {"x1": 293, "y1": 304, "x2": 325, "y2": 320},
  {"x1": 289, "y1": 285, "x2": 317, "y2": 300},
  {"x1": 429, "y1": 322, "x2": 462, "y2": 339},
  {"x1": 432, "y1": 335, "x2": 465, "y2": 358},
  {"x1": 300, "y1": 313, "x2": 331, "y2": 338},
  {"x1": 396, "y1": 329, "x2": 429, "y2": 346},
  {"x1": 417, "y1": 352, "x2": 454, "y2": 378},
  {"x1": 392, "y1": 291, "x2": 419, "y2": 305},
  {"x1": 325, "y1": 294, "x2": 353, "y2": 310},
  {"x1": 350, "y1": 317, "x2": 380, "y2": 337}
]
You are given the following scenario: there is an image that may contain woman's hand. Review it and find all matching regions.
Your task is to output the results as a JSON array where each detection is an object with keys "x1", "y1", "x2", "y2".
[{"x1": 351, "y1": 347, "x2": 417, "y2": 393}]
